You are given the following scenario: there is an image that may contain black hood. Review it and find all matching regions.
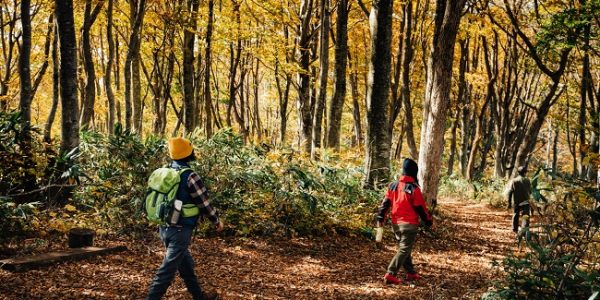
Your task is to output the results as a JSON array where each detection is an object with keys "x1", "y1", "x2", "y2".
[{"x1": 402, "y1": 158, "x2": 418, "y2": 179}]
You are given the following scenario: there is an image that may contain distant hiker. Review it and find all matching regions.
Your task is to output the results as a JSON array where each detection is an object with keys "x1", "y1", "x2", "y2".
[
  {"x1": 377, "y1": 158, "x2": 433, "y2": 285},
  {"x1": 146, "y1": 137, "x2": 223, "y2": 300},
  {"x1": 506, "y1": 166, "x2": 531, "y2": 234}
]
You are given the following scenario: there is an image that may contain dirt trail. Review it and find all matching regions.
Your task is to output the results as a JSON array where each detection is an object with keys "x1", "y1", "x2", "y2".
[{"x1": 0, "y1": 198, "x2": 516, "y2": 300}]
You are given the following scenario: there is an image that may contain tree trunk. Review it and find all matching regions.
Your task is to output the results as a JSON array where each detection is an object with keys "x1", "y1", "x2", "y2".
[
  {"x1": 124, "y1": 0, "x2": 146, "y2": 133},
  {"x1": 31, "y1": 14, "x2": 54, "y2": 100},
  {"x1": 227, "y1": 1, "x2": 242, "y2": 130},
  {"x1": 447, "y1": 108, "x2": 459, "y2": 176},
  {"x1": 0, "y1": 6, "x2": 19, "y2": 111},
  {"x1": 580, "y1": 13, "x2": 592, "y2": 180},
  {"x1": 578, "y1": 51, "x2": 588, "y2": 179},
  {"x1": 502, "y1": 0, "x2": 573, "y2": 177},
  {"x1": 418, "y1": 0, "x2": 465, "y2": 206},
  {"x1": 325, "y1": 0, "x2": 348, "y2": 150},
  {"x1": 252, "y1": 57, "x2": 262, "y2": 140},
  {"x1": 183, "y1": 0, "x2": 200, "y2": 134},
  {"x1": 56, "y1": 0, "x2": 80, "y2": 154},
  {"x1": 466, "y1": 35, "x2": 496, "y2": 180},
  {"x1": 388, "y1": 4, "x2": 404, "y2": 141},
  {"x1": 204, "y1": 0, "x2": 214, "y2": 137},
  {"x1": 105, "y1": 0, "x2": 116, "y2": 134},
  {"x1": 44, "y1": 24, "x2": 60, "y2": 143},
  {"x1": 80, "y1": 0, "x2": 105, "y2": 129},
  {"x1": 545, "y1": 120, "x2": 552, "y2": 169},
  {"x1": 297, "y1": 0, "x2": 315, "y2": 153},
  {"x1": 456, "y1": 39, "x2": 469, "y2": 177},
  {"x1": 363, "y1": 0, "x2": 393, "y2": 189},
  {"x1": 466, "y1": 97, "x2": 491, "y2": 181},
  {"x1": 552, "y1": 126, "x2": 559, "y2": 174},
  {"x1": 19, "y1": 0, "x2": 32, "y2": 132},
  {"x1": 275, "y1": 56, "x2": 291, "y2": 145},
  {"x1": 162, "y1": 52, "x2": 175, "y2": 135},
  {"x1": 349, "y1": 51, "x2": 363, "y2": 148},
  {"x1": 400, "y1": 0, "x2": 417, "y2": 159},
  {"x1": 132, "y1": 48, "x2": 142, "y2": 132},
  {"x1": 312, "y1": 0, "x2": 330, "y2": 156}
]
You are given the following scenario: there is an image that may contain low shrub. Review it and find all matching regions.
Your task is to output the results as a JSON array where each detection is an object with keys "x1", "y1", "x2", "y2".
[
  {"x1": 57, "y1": 128, "x2": 382, "y2": 237},
  {"x1": 483, "y1": 172, "x2": 600, "y2": 299}
]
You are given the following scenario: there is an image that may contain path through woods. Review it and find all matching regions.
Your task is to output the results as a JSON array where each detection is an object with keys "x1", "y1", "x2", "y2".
[{"x1": 0, "y1": 198, "x2": 516, "y2": 299}]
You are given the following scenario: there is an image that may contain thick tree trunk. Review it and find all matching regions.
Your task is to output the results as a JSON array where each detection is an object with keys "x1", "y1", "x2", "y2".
[
  {"x1": 312, "y1": 0, "x2": 330, "y2": 156},
  {"x1": 19, "y1": 0, "x2": 32, "y2": 131},
  {"x1": 297, "y1": 0, "x2": 315, "y2": 153},
  {"x1": 363, "y1": 0, "x2": 393, "y2": 189},
  {"x1": 418, "y1": 0, "x2": 465, "y2": 206},
  {"x1": 204, "y1": 0, "x2": 215, "y2": 137},
  {"x1": 183, "y1": 0, "x2": 200, "y2": 134},
  {"x1": 325, "y1": 0, "x2": 348, "y2": 150},
  {"x1": 56, "y1": 0, "x2": 80, "y2": 154}
]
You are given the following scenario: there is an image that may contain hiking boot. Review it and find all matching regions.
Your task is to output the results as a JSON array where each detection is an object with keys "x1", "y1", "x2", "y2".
[
  {"x1": 196, "y1": 291, "x2": 219, "y2": 300},
  {"x1": 383, "y1": 273, "x2": 402, "y2": 285},
  {"x1": 406, "y1": 272, "x2": 422, "y2": 281}
]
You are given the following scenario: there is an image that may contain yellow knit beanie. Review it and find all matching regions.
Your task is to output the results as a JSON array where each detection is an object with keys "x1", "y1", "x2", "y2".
[{"x1": 168, "y1": 137, "x2": 194, "y2": 160}]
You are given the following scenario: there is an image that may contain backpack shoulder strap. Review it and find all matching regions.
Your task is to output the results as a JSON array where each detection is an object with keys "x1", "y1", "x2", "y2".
[
  {"x1": 389, "y1": 181, "x2": 400, "y2": 192},
  {"x1": 403, "y1": 182, "x2": 418, "y2": 206},
  {"x1": 176, "y1": 167, "x2": 193, "y2": 174},
  {"x1": 404, "y1": 182, "x2": 417, "y2": 194}
]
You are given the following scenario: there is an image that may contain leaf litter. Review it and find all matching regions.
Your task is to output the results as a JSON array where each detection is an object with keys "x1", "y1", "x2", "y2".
[{"x1": 0, "y1": 198, "x2": 515, "y2": 299}]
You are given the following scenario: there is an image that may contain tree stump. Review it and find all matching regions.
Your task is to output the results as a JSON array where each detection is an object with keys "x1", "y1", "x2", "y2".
[{"x1": 68, "y1": 228, "x2": 95, "y2": 248}]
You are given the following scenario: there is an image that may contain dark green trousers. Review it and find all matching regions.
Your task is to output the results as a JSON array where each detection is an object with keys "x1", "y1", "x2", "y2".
[{"x1": 387, "y1": 223, "x2": 418, "y2": 275}]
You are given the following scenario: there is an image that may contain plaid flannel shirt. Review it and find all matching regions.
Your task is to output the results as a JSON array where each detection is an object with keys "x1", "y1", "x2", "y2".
[{"x1": 187, "y1": 172, "x2": 220, "y2": 225}]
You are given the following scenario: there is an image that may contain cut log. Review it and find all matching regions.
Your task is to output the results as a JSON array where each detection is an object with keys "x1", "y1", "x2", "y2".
[
  {"x1": 68, "y1": 227, "x2": 95, "y2": 248},
  {"x1": 0, "y1": 246, "x2": 127, "y2": 272}
]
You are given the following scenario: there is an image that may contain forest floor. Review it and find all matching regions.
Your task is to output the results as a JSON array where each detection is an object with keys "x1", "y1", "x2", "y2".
[{"x1": 0, "y1": 197, "x2": 517, "y2": 300}]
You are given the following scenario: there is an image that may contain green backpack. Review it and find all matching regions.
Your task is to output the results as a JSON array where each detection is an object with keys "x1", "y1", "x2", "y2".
[{"x1": 143, "y1": 167, "x2": 200, "y2": 225}]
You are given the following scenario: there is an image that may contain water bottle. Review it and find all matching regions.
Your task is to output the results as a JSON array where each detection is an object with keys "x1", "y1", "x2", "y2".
[
  {"x1": 375, "y1": 226, "x2": 384, "y2": 242},
  {"x1": 170, "y1": 200, "x2": 182, "y2": 225}
]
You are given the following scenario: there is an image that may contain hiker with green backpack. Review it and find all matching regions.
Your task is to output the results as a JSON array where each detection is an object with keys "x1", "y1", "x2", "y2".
[{"x1": 145, "y1": 137, "x2": 223, "y2": 300}]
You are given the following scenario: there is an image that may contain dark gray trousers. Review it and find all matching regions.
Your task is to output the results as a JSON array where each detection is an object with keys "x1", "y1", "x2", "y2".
[
  {"x1": 387, "y1": 223, "x2": 418, "y2": 275},
  {"x1": 147, "y1": 226, "x2": 204, "y2": 300}
]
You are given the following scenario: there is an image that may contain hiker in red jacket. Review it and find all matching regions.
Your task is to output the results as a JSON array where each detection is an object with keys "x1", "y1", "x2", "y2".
[{"x1": 377, "y1": 158, "x2": 433, "y2": 285}]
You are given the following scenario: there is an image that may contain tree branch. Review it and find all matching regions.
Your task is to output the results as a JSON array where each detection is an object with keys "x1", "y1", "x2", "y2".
[{"x1": 356, "y1": 0, "x2": 369, "y2": 18}]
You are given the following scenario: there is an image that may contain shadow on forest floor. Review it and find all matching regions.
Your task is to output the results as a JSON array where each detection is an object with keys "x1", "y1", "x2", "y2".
[{"x1": 0, "y1": 198, "x2": 515, "y2": 300}]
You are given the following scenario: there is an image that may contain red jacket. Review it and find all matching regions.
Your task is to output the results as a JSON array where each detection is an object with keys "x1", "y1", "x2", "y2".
[{"x1": 377, "y1": 176, "x2": 432, "y2": 225}]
